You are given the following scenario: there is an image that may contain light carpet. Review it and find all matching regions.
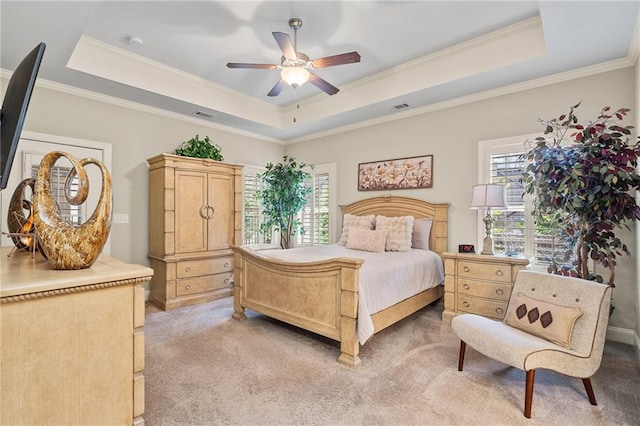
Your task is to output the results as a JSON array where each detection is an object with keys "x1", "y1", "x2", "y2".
[{"x1": 144, "y1": 297, "x2": 640, "y2": 425}]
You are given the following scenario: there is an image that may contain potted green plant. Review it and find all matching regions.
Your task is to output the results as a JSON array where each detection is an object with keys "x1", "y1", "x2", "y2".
[
  {"x1": 258, "y1": 155, "x2": 314, "y2": 249},
  {"x1": 522, "y1": 102, "x2": 640, "y2": 287},
  {"x1": 174, "y1": 134, "x2": 224, "y2": 161}
]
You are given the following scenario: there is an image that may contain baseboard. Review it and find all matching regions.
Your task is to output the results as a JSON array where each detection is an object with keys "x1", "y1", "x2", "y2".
[{"x1": 606, "y1": 325, "x2": 638, "y2": 347}]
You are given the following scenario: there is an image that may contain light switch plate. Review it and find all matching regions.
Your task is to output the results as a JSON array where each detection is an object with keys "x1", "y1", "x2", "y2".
[{"x1": 113, "y1": 213, "x2": 129, "y2": 224}]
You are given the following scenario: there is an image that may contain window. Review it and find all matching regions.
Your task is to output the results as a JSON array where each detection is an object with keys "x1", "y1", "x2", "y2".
[
  {"x1": 30, "y1": 164, "x2": 82, "y2": 225},
  {"x1": 242, "y1": 165, "x2": 276, "y2": 248},
  {"x1": 479, "y1": 135, "x2": 572, "y2": 267},
  {"x1": 242, "y1": 163, "x2": 336, "y2": 248}
]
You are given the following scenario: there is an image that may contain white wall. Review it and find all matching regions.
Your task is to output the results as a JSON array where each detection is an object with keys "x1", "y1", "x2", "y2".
[
  {"x1": 2, "y1": 78, "x2": 285, "y2": 267},
  {"x1": 286, "y1": 67, "x2": 638, "y2": 332}
]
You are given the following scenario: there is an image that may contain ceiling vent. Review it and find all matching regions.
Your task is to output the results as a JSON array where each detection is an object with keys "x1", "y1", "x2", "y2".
[
  {"x1": 393, "y1": 103, "x2": 410, "y2": 110},
  {"x1": 194, "y1": 110, "x2": 215, "y2": 119}
]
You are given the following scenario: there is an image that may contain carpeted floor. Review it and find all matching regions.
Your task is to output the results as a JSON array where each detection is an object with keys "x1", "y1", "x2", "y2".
[{"x1": 144, "y1": 297, "x2": 640, "y2": 425}]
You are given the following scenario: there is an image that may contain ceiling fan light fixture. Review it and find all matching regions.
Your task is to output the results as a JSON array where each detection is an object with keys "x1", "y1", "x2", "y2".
[{"x1": 281, "y1": 67, "x2": 309, "y2": 88}]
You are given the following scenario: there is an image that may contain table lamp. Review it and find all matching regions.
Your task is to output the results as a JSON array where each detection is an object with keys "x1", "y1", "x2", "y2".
[{"x1": 470, "y1": 184, "x2": 506, "y2": 255}]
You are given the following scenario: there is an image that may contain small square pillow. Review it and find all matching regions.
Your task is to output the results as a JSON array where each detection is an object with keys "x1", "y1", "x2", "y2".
[
  {"x1": 375, "y1": 215, "x2": 414, "y2": 252},
  {"x1": 504, "y1": 292, "x2": 583, "y2": 349},
  {"x1": 337, "y1": 214, "x2": 376, "y2": 246},
  {"x1": 346, "y1": 228, "x2": 388, "y2": 253},
  {"x1": 412, "y1": 218, "x2": 432, "y2": 250}
]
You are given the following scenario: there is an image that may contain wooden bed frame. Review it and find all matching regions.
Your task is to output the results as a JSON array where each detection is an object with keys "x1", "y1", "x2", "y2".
[{"x1": 231, "y1": 196, "x2": 449, "y2": 367}]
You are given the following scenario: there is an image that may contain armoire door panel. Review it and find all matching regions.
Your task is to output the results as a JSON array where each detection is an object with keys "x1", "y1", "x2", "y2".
[
  {"x1": 175, "y1": 171, "x2": 208, "y2": 253},
  {"x1": 207, "y1": 174, "x2": 233, "y2": 250}
]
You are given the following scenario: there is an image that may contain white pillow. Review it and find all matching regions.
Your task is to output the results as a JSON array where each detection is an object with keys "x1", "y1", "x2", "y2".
[
  {"x1": 375, "y1": 215, "x2": 414, "y2": 252},
  {"x1": 337, "y1": 214, "x2": 376, "y2": 245},
  {"x1": 412, "y1": 218, "x2": 433, "y2": 250},
  {"x1": 346, "y1": 228, "x2": 388, "y2": 253}
]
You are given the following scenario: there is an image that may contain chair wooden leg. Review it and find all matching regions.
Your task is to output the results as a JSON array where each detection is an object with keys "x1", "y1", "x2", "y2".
[
  {"x1": 582, "y1": 378, "x2": 597, "y2": 405},
  {"x1": 524, "y1": 370, "x2": 535, "y2": 418},
  {"x1": 458, "y1": 340, "x2": 466, "y2": 371}
]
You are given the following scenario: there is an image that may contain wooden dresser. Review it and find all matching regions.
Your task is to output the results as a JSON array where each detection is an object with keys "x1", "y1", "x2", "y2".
[
  {"x1": 0, "y1": 247, "x2": 153, "y2": 425},
  {"x1": 147, "y1": 154, "x2": 243, "y2": 310},
  {"x1": 442, "y1": 252, "x2": 528, "y2": 325}
]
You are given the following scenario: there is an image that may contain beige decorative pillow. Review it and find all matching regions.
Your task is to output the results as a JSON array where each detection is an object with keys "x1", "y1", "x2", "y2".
[
  {"x1": 504, "y1": 292, "x2": 583, "y2": 349},
  {"x1": 412, "y1": 218, "x2": 432, "y2": 250},
  {"x1": 375, "y1": 215, "x2": 414, "y2": 252},
  {"x1": 337, "y1": 214, "x2": 376, "y2": 246},
  {"x1": 346, "y1": 228, "x2": 388, "y2": 253}
]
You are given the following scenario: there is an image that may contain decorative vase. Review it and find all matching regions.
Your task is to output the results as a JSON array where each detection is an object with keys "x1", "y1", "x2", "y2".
[{"x1": 33, "y1": 151, "x2": 112, "y2": 270}]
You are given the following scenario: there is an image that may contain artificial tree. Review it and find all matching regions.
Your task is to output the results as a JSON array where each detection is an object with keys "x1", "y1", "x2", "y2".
[
  {"x1": 522, "y1": 102, "x2": 640, "y2": 286},
  {"x1": 258, "y1": 155, "x2": 313, "y2": 249}
]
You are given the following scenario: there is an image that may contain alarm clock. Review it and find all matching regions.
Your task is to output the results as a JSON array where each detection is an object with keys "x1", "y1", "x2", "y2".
[{"x1": 458, "y1": 244, "x2": 475, "y2": 254}]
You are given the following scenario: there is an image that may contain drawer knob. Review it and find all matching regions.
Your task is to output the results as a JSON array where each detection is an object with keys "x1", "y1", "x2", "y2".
[
  {"x1": 463, "y1": 266, "x2": 470, "y2": 273},
  {"x1": 224, "y1": 278, "x2": 229, "y2": 284},
  {"x1": 185, "y1": 284, "x2": 192, "y2": 290},
  {"x1": 496, "y1": 270, "x2": 504, "y2": 277},
  {"x1": 462, "y1": 301, "x2": 470, "y2": 308},
  {"x1": 224, "y1": 262, "x2": 229, "y2": 268},
  {"x1": 463, "y1": 283, "x2": 470, "y2": 290},
  {"x1": 496, "y1": 289, "x2": 504, "y2": 295},
  {"x1": 496, "y1": 307, "x2": 504, "y2": 314},
  {"x1": 185, "y1": 267, "x2": 191, "y2": 273}
]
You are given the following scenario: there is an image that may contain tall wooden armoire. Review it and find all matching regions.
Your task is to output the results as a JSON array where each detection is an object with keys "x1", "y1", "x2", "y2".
[{"x1": 147, "y1": 153, "x2": 243, "y2": 310}]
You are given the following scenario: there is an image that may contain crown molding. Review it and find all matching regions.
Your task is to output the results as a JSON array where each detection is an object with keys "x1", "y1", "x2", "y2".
[
  {"x1": 285, "y1": 57, "x2": 634, "y2": 145},
  {"x1": 0, "y1": 69, "x2": 285, "y2": 145}
]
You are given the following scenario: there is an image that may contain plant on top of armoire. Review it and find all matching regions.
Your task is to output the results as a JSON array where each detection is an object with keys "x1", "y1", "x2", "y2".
[
  {"x1": 522, "y1": 102, "x2": 640, "y2": 288},
  {"x1": 173, "y1": 134, "x2": 224, "y2": 161},
  {"x1": 258, "y1": 155, "x2": 314, "y2": 249}
]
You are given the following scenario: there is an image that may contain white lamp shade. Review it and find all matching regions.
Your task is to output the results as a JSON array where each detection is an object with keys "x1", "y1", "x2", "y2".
[
  {"x1": 470, "y1": 184, "x2": 506, "y2": 209},
  {"x1": 281, "y1": 67, "x2": 310, "y2": 88}
]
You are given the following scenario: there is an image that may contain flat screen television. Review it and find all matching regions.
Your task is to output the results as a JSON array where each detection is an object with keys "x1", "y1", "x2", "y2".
[{"x1": 0, "y1": 42, "x2": 46, "y2": 191}]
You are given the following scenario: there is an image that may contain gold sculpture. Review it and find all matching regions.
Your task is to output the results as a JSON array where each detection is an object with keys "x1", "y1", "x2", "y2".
[{"x1": 33, "y1": 151, "x2": 112, "y2": 270}]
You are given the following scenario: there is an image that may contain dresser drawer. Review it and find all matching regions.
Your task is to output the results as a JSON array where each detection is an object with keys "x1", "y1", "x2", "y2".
[
  {"x1": 457, "y1": 278, "x2": 511, "y2": 301},
  {"x1": 176, "y1": 272, "x2": 233, "y2": 296},
  {"x1": 177, "y1": 257, "x2": 233, "y2": 279},
  {"x1": 457, "y1": 294, "x2": 508, "y2": 320},
  {"x1": 457, "y1": 260, "x2": 510, "y2": 283}
]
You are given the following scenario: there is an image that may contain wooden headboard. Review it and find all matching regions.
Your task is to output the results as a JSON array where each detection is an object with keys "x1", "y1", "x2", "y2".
[{"x1": 340, "y1": 196, "x2": 449, "y2": 254}]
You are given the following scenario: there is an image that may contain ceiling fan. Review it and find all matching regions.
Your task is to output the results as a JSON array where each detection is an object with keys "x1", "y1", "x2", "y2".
[{"x1": 226, "y1": 18, "x2": 361, "y2": 97}]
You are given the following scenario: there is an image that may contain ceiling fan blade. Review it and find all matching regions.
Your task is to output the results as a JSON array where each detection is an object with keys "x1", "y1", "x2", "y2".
[
  {"x1": 308, "y1": 72, "x2": 339, "y2": 96},
  {"x1": 272, "y1": 32, "x2": 297, "y2": 60},
  {"x1": 310, "y1": 51, "x2": 361, "y2": 68},
  {"x1": 226, "y1": 62, "x2": 278, "y2": 69},
  {"x1": 267, "y1": 79, "x2": 287, "y2": 97}
]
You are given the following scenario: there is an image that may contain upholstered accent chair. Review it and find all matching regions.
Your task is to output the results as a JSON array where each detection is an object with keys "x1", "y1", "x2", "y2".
[{"x1": 451, "y1": 270, "x2": 612, "y2": 418}]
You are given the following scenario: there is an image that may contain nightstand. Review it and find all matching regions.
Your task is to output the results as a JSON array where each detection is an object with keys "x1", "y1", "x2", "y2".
[{"x1": 442, "y1": 252, "x2": 529, "y2": 325}]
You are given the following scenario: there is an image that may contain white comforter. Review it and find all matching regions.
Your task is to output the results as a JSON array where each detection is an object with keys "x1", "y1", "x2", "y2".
[{"x1": 261, "y1": 245, "x2": 444, "y2": 344}]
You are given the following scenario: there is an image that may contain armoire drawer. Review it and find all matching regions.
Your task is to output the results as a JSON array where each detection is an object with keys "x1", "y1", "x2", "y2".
[
  {"x1": 457, "y1": 278, "x2": 511, "y2": 301},
  {"x1": 176, "y1": 272, "x2": 234, "y2": 296},
  {"x1": 457, "y1": 260, "x2": 510, "y2": 283},
  {"x1": 177, "y1": 257, "x2": 233, "y2": 279},
  {"x1": 457, "y1": 294, "x2": 508, "y2": 320}
]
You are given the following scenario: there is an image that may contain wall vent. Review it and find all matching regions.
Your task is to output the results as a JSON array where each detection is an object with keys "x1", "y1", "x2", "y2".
[
  {"x1": 195, "y1": 110, "x2": 215, "y2": 118},
  {"x1": 393, "y1": 103, "x2": 410, "y2": 110}
]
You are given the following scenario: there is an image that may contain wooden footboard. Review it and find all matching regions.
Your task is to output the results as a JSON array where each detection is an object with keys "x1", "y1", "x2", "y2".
[{"x1": 231, "y1": 245, "x2": 365, "y2": 366}]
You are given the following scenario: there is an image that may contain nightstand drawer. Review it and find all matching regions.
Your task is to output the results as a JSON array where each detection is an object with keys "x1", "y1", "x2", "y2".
[
  {"x1": 457, "y1": 294, "x2": 508, "y2": 320},
  {"x1": 457, "y1": 278, "x2": 511, "y2": 301},
  {"x1": 457, "y1": 260, "x2": 510, "y2": 283}
]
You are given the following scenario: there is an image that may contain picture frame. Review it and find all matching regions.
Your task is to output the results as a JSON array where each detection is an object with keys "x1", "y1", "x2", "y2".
[{"x1": 357, "y1": 154, "x2": 433, "y2": 191}]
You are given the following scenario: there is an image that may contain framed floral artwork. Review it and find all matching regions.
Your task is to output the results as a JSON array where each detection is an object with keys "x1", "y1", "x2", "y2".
[{"x1": 358, "y1": 155, "x2": 433, "y2": 191}]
